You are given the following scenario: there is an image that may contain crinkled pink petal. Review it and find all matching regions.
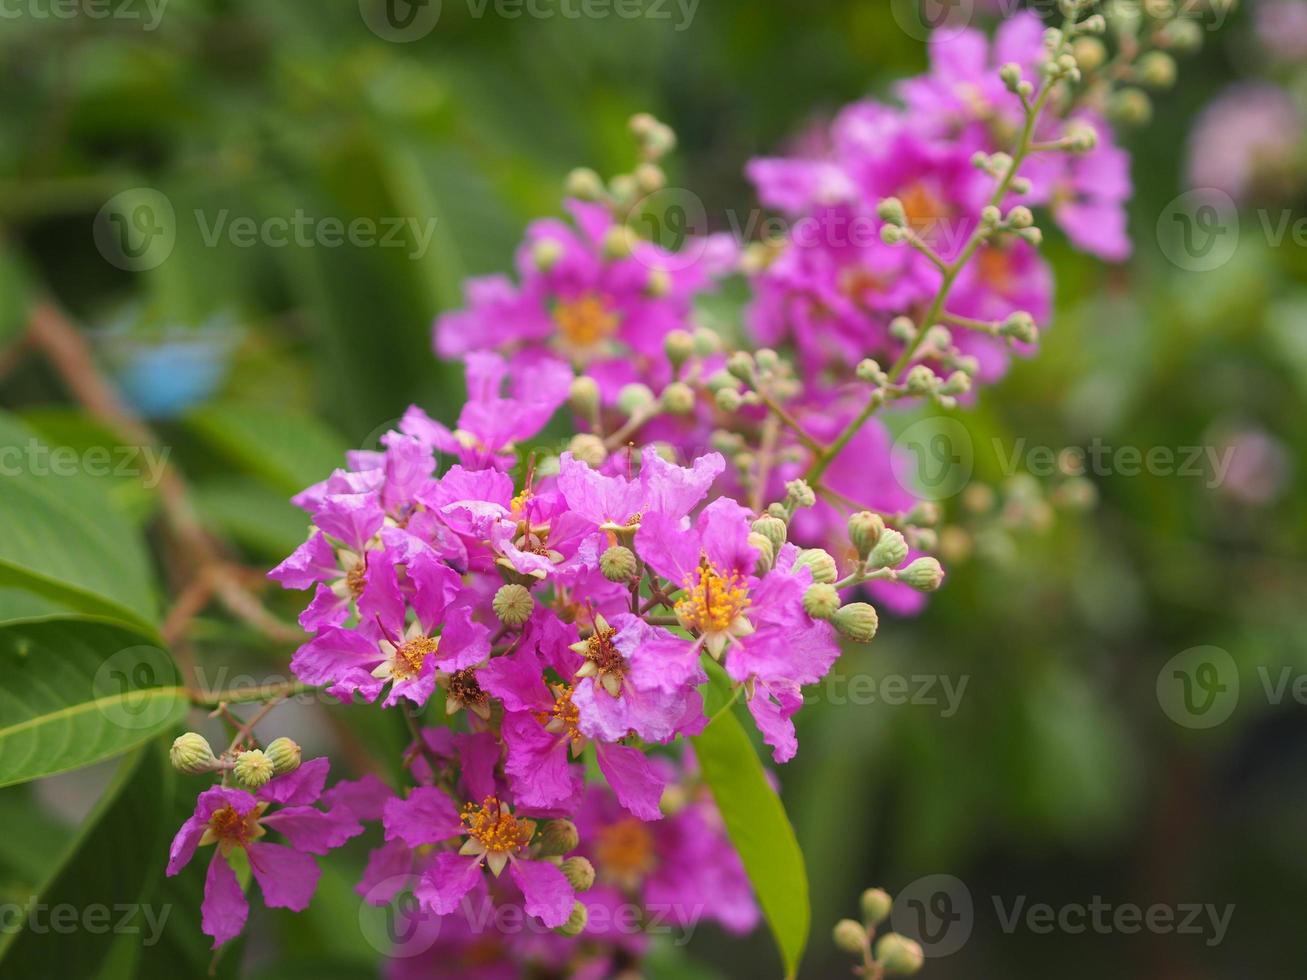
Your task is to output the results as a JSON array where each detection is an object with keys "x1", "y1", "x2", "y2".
[
  {"x1": 202, "y1": 853, "x2": 248, "y2": 947},
  {"x1": 509, "y1": 858, "x2": 575, "y2": 928},
  {"x1": 383, "y1": 787, "x2": 464, "y2": 848},
  {"x1": 596, "y1": 743, "x2": 665, "y2": 820},
  {"x1": 248, "y1": 841, "x2": 320, "y2": 911}
]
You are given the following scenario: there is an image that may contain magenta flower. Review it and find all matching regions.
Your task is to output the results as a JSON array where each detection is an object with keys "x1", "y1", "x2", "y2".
[
  {"x1": 557, "y1": 448, "x2": 725, "y2": 534},
  {"x1": 167, "y1": 758, "x2": 362, "y2": 947}
]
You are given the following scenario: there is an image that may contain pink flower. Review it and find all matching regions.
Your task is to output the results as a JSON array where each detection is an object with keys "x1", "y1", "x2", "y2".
[{"x1": 166, "y1": 759, "x2": 362, "y2": 947}]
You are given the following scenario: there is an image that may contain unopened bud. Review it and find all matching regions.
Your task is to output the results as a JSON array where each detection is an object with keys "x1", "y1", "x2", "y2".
[
  {"x1": 785, "y1": 479, "x2": 816, "y2": 510},
  {"x1": 905, "y1": 364, "x2": 938, "y2": 395},
  {"x1": 876, "y1": 197, "x2": 907, "y2": 227},
  {"x1": 170, "y1": 732, "x2": 218, "y2": 774},
  {"x1": 1072, "y1": 36, "x2": 1106, "y2": 72},
  {"x1": 233, "y1": 749, "x2": 275, "y2": 790},
  {"x1": 874, "y1": 933, "x2": 924, "y2": 975},
  {"x1": 889, "y1": 316, "x2": 916, "y2": 343},
  {"x1": 634, "y1": 162, "x2": 666, "y2": 193},
  {"x1": 565, "y1": 167, "x2": 605, "y2": 201},
  {"x1": 569, "y1": 376, "x2": 600, "y2": 418},
  {"x1": 751, "y1": 516, "x2": 787, "y2": 554},
  {"x1": 532, "y1": 237, "x2": 563, "y2": 272},
  {"x1": 1007, "y1": 205, "x2": 1034, "y2": 229},
  {"x1": 899, "y1": 556, "x2": 945, "y2": 592},
  {"x1": 556, "y1": 901, "x2": 589, "y2": 937},
  {"x1": 603, "y1": 226, "x2": 635, "y2": 260},
  {"x1": 803, "y1": 583, "x2": 841, "y2": 620},
  {"x1": 1109, "y1": 88, "x2": 1152, "y2": 126},
  {"x1": 856, "y1": 358, "x2": 883, "y2": 383},
  {"x1": 1137, "y1": 50, "x2": 1176, "y2": 89},
  {"x1": 998, "y1": 62, "x2": 1023, "y2": 92},
  {"x1": 726, "y1": 351, "x2": 756, "y2": 383},
  {"x1": 833, "y1": 918, "x2": 868, "y2": 955},
  {"x1": 692, "y1": 326, "x2": 722, "y2": 356},
  {"x1": 265, "y1": 737, "x2": 302, "y2": 776},
  {"x1": 833, "y1": 602, "x2": 879, "y2": 642},
  {"x1": 646, "y1": 267, "x2": 672, "y2": 298},
  {"x1": 861, "y1": 887, "x2": 893, "y2": 926},
  {"x1": 848, "y1": 511, "x2": 885, "y2": 559},
  {"x1": 715, "y1": 387, "x2": 743, "y2": 413},
  {"x1": 567, "y1": 433, "x2": 608, "y2": 468},
  {"x1": 493, "y1": 583, "x2": 535, "y2": 626},
  {"x1": 664, "y1": 328, "x2": 695, "y2": 368},
  {"x1": 868, "y1": 529, "x2": 909, "y2": 569},
  {"x1": 617, "y1": 383, "x2": 655, "y2": 416},
  {"x1": 560, "y1": 856, "x2": 596, "y2": 892},
  {"x1": 537, "y1": 819, "x2": 580, "y2": 856},
  {"x1": 794, "y1": 548, "x2": 838, "y2": 584}
]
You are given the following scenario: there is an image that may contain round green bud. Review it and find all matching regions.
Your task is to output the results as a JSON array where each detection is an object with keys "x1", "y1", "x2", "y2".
[
  {"x1": 560, "y1": 856, "x2": 596, "y2": 892},
  {"x1": 715, "y1": 387, "x2": 743, "y2": 413},
  {"x1": 1071, "y1": 36, "x2": 1106, "y2": 72},
  {"x1": 265, "y1": 737, "x2": 302, "y2": 776},
  {"x1": 1007, "y1": 205, "x2": 1034, "y2": 229},
  {"x1": 661, "y1": 381, "x2": 696, "y2": 416},
  {"x1": 868, "y1": 528, "x2": 909, "y2": 569},
  {"x1": 532, "y1": 237, "x2": 564, "y2": 272},
  {"x1": 941, "y1": 370, "x2": 971, "y2": 396},
  {"x1": 603, "y1": 225, "x2": 636, "y2": 260},
  {"x1": 1159, "y1": 16, "x2": 1202, "y2": 54},
  {"x1": 998, "y1": 61, "x2": 1023, "y2": 91},
  {"x1": 493, "y1": 583, "x2": 535, "y2": 626},
  {"x1": 751, "y1": 515, "x2": 788, "y2": 553},
  {"x1": 537, "y1": 819, "x2": 580, "y2": 856},
  {"x1": 794, "y1": 548, "x2": 838, "y2": 585},
  {"x1": 617, "y1": 382, "x2": 655, "y2": 416},
  {"x1": 803, "y1": 583, "x2": 840, "y2": 620},
  {"x1": 899, "y1": 556, "x2": 945, "y2": 592},
  {"x1": 874, "y1": 933, "x2": 925, "y2": 975},
  {"x1": 766, "y1": 502, "x2": 789, "y2": 521},
  {"x1": 876, "y1": 197, "x2": 907, "y2": 227},
  {"x1": 600, "y1": 545, "x2": 639, "y2": 583},
  {"x1": 861, "y1": 887, "x2": 893, "y2": 926},
  {"x1": 833, "y1": 602, "x2": 879, "y2": 643},
  {"x1": 832, "y1": 918, "x2": 868, "y2": 955},
  {"x1": 233, "y1": 749, "x2": 275, "y2": 790},
  {"x1": 1002, "y1": 311, "x2": 1038, "y2": 344},
  {"x1": 848, "y1": 511, "x2": 885, "y2": 559},
  {"x1": 881, "y1": 224, "x2": 907, "y2": 245},
  {"x1": 170, "y1": 732, "x2": 218, "y2": 774},
  {"x1": 568, "y1": 376, "x2": 600, "y2": 418},
  {"x1": 664, "y1": 328, "x2": 695, "y2": 368},
  {"x1": 565, "y1": 167, "x2": 605, "y2": 202},
  {"x1": 634, "y1": 162, "x2": 666, "y2": 194},
  {"x1": 785, "y1": 478, "x2": 816, "y2": 510},
  {"x1": 608, "y1": 174, "x2": 638, "y2": 206},
  {"x1": 557, "y1": 901, "x2": 589, "y2": 937},
  {"x1": 905, "y1": 364, "x2": 937, "y2": 395},
  {"x1": 705, "y1": 369, "x2": 738, "y2": 393},
  {"x1": 726, "y1": 351, "x2": 756, "y2": 383},
  {"x1": 889, "y1": 316, "x2": 916, "y2": 343},
  {"x1": 855, "y1": 358, "x2": 883, "y2": 383},
  {"x1": 567, "y1": 433, "x2": 608, "y2": 468},
  {"x1": 906, "y1": 501, "x2": 941, "y2": 526},
  {"x1": 1109, "y1": 87, "x2": 1152, "y2": 127},
  {"x1": 646, "y1": 267, "x2": 673, "y2": 298},
  {"x1": 1137, "y1": 50, "x2": 1177, "y2": 89},
  {"x1": 754, "y1": 348, "x2": 780, "y2": 373},
  {"x1": 749, "y1": 532, "x2": 776, "y2": 576},
  {"x1": 692, "y1": 326, "x2": 723, "y2": 357}
]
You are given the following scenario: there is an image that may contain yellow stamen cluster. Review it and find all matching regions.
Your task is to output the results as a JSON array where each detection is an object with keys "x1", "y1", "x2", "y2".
[
  {"x1": 595, "y1": 817, "x2": 656, "y2": 890},
  {"x1": 676, "y1": 562, "x2": 751, "y2": 634},
  {"x1": 345, "y1": 561, "x2": 367, "y2": 599},
  {"x1": 577, "y1": 625, "x2": 627, "y2": 696},
  {"x1": 461, "y1": 798, "x2": 534, "y2": 855},
  {"x1": 447, "y1": 668, "x2": 488, "y2": 712},
  {"x1": 392, "y1": 636, "x2": 440, "y2": 681},
  {"x1": 538, "y1": 684, "x2": 583, "y2": 743},
  {"x1": 201, "y1": 803, "x2": 267, "y2": 856},
  {"x1": 553, "y1": 293, "x2": 619, "y2": 348}
]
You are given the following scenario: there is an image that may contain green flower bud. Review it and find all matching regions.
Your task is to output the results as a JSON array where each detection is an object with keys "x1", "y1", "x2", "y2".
[
  {"x1": 661, "y1": 381, "x2": 696, "y2": 415},
  {"x1": 803, "y1": 583, "x2": 840, "y2": 620},
  {"x1": 537, "y1": 819, "x2": 580, "y2": 856},
  {"x1": 692, "y1": 326, "x2": 723, "y2": 357},
  {"x1": 617, "y1": 383, "x2": 656, "y2": 416},
  {"x1": 876, "y1": 197, "x2": 907, "y2": 227},
  {"x1": 634, "y1": 162, "x2": 666, "y2": 194},
  {"x1": 1007, "y1": 205, "x2": 1034, "y2": 229},
  {"x1": 998, "y1": 61, "x2": 1023, "y2": 92},
  {"x1": 603, "y1": 225, "x2": 635, "y2": 260},
  {"x1": 556, "y1": 901, "x2": 589, "y2": 937},
  {"x1": 567, "y1": 433, "x2": 607, "y2": 468},
  {"x1": 794, "y1": 548, "x2": 838, "y2": 584},
  {"x1": 600, "y1": 545, "x2": 639, "y2": 583},
  {"x1": 881, "y1": 224, "x2": 907, "y2": 245},
  {"x1": 715, "y1": 387, "x2": 743, "y2": 413},
  {"x1": 560, "y1": 856, "x2": 596, "y2": 892},
  {"x1": 609, "y1": 174, "x2": 638, "y2": 206},
  {"x1": 749, "y1": 532, "x2": 776, "y2": 576},
  {"x1": 645, "y1": 267, "x2": 672, "y2": 298},
  {"x1": 1159, "y1": 16, "x2": 1202, "y2": 54},
  {"x1": 1137, "y1": 50, "x2": 1176, "y2": 89},
  {"x1": 664, "y1": 328, "x2": 695, "y2": 368},
  {"x1": 899, "y1": 556, "x2": 944, "y2": 592},
  {"x1": 170, "y1": 732, "x2": 218, "y2": 774},
  {"x1": 706, "y1": 370, "x2": 738, "y2": 393},
  {"x1": 861, "y1": 887, "x2": 893, "y2": 926},
  {"x1": 265, "y1": 737, "x2": 302, "y2": 776},
  {"x1": 751, "y1": 515, "x2": 788, "y2": 553},
  {"x1": 906, "y1": 501, "x2": 940, "y2": 526},
  {"x1": 754, "y1": 348, "x2": 780, "y2": 373},
  {"x1": 1071, "y1": 36, "x2": 1106, "y2": 72},
  {"x1": 1001, "y1": 311, "x2": 1038, "y2": 344},
  {"x1": 565, "y1": 167, "x2": 606, "y2": 201},
  {"x1": 785, "y1": 479, "x2": 816, "y2": 510},
  {"x1": 833, "y1": 918, "x2": 868, "y2": 955},
  {"x1": 766, "y1": 502, "x2": 789, "y2": 521},
  {"x1": 726, "y1": 351, "x2": 756, "y2": 383},
  {"x1": 855, "y1": 358, "x2": 883, "y2": 383},
  {"x1": 493, "y1": 583, "x2": 535, "y2": 626},
  {"x1": 868, "y1": 528, "x2": 909, "y2": 569},
  {"x1": 532, "y1": 237, "x2": 563, "y2": 272},
  {"x1": 906, "y1": 364, "x2": 938, "y2": 395},
  {"x1": 874, "y1": 933, "x2": 924, "y2": 975},
  {"x1": 568, "y1": 376, "x2": 600, "y2": 418},
  {"x1": 233, "y1": 749, "x2": 275, "y2": 790},
  {"x1": 889, "y1": 316, "x2": 916, "y2": 343},
  {"x1": 833, "y1": 602, "x2": 879, "y2": 642},
  {"x1": 1109, "y1": 87, "x2": 1153, "y2": 126},
  {"x1": 848, "y1": 511, "x2": 885, "y2": 559}
]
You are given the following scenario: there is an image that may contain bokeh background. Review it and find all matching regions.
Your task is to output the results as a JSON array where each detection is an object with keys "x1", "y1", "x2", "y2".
[{"x1": 1, "y1": 0, "x2": 1304, "y2": 976}]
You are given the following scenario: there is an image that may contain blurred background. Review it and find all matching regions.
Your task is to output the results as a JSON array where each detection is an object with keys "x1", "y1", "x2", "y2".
[{"x1": 0, "y1": 0, "x2": 1304, "y2": 976}]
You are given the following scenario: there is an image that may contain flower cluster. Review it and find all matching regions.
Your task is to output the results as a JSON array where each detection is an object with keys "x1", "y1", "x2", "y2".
[{"x1": 165, "y1": 1, "x2": 1219, "y2": 970}]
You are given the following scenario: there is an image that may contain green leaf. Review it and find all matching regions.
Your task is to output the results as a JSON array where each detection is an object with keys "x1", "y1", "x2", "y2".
[
  {"x1": 692, "y1": 668, "x2": 810, "y2": 978},
  {"x1": 185, "y1": 401, "x2": 350, "y2": 495},
  {"x1": 0, "y1": 619, "x2": 188, "y2": 788},
  {"x1": 193, "y1": 476, "x2": 313, "y2": 559},
  {"x1": 0, "y1": 411, "x2": 158, "y2": 632},
  {"x1": 0, "y1": 743, "x2": 175, "y2": 975}
]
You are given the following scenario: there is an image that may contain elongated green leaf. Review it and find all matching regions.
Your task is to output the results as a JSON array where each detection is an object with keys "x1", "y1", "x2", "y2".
[
  {"x1": 693, "y1": 670, "x2": 809, "y2": 979},
  {"x1": 0, "y1": 743, "x2": 174, "y2": 975},
  {"x1": 0, "y1": 411, "x2": 158, "y2": 632},
  {"x1": 0, "y1": 619, "x2": 188, "y2": 787},
  {"x1": 185, "y1": 401, "x2": 350, "y2": 496}
]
